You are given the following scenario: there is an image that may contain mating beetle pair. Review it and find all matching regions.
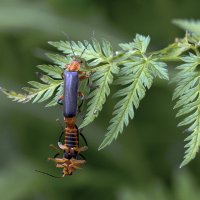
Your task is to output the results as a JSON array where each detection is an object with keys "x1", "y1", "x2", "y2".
[{"x1": 37, "y1": 45, "x2": 91, "y2": 178}]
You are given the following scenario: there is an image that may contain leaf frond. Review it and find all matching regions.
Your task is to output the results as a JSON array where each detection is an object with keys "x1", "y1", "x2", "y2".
[
  {"x1": 173, "y1": 52, "x2": 200, "y2": 167},
  {"x1": 46, "y1": 53, "x2": 72, "y2": 68},
  {"x1": 1, "y1": 74, "x2": 63, "y2": 106},
  {"x1": 74, "y1": 39, "x2": 121, "y2": 128},
  {"x1": 0, "y1": 86, "x2": 31, "y2": 103},
  {"x1": 49, "y1": 38, "x2": 122, "y2": 127},
  {"x1": 37, "y1": 65, "x2": 63, "y2": 79},
  {"x1": 173, "y1": 19, "x2": 200, "y2": 36},
  {"x1": 99, "y1": 34, "x2": 169, "y2": 150}
]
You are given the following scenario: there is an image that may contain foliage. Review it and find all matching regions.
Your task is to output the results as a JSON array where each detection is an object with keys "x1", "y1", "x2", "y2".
[
  {"x1": 1, "y1": 18, "x2": 200, "y2": 167},
  {"x1": 99, "y1": 35, "x2": 168, "y2": 149},
  {"x1": 173, "y1": 19, "x2": 200, "y2": 36},
  {"x1": 172, "y1": 53, "x2": 200, "y2": 167},
  {"x1": 1, "y1": 71, "x2": 63, "y2": 106},
  {"x1": 171, "y1": 20, "x2": 200, "y2": 167},
  {"x1": 48, "y1": 39, "x2": 120, "y2": 128}
]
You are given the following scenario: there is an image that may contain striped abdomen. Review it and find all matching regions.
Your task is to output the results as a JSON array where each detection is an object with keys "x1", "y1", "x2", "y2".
[
  {"x1": 63, "y1": 71, "x2": 79, "y2": 118},
  {"x1": 64, "y1": 126, "x2": 79, "y2": 159},
  {"x1": 65, "y1": 127, "x2": 79, "y2": 148}
]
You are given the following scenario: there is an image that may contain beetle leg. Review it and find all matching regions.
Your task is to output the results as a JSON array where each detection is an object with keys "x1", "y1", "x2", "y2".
[
  {"x1": 56, "y1": 164, "x2": 65, "y2": 168},
  {"x1": 77, "y1": 92, "x2": 85, "y2": 112},
  {"x1": 49, "y1": 144, "x2": 60, "y2": 152},
  {"x1": 79, "y1": 154, "x2": 86, "y2": 160},
  {"x1": 73, "y1": 146, "x2": 88, "y2": 153},
  {"x1": 71, "y1": 158, "x2": 86, "y2": 165},
  {"x1": 58, "y1": 142, "x2": 69, "y2": 151},
  {"x1": 78, "y1": 92, "x2": 85, "y2": 100},
  {"x1": 79, "y1": 75, "x2": 89, "y2": 80},
  {"x1": 57, "y1": 95, "x2": 64, "y2": 105},
  {"x1": 79, "y1": 132, "x2": 88, "y2": 146},
  {"x1": 48, "y1": 157, "x2": 67, "y2": 163}
]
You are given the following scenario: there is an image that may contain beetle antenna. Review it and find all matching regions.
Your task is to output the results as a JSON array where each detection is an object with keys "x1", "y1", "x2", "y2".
[
  {"x1": 80, "y1": 42, "x2": 89, "y2": 58},
  {"x1": 56, "y1": 119, "x2": 65, "y2": 142},
  {"x1": 79, "y1": 31, "x2": 95, "y2": 58},
  {"x1": 35, "y1": 170, "x2": 62, "y2": 178},
  {"x1": 62, "y1": 32, "x2": 76, "y2": 57},
  {"x1": 56, "y1": 118, "x2": 64, "y2": 132}
]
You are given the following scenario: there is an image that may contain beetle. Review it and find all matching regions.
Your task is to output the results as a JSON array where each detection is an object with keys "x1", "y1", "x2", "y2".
[{"x1": 37, "y1": 41, "x2": 90, "y2": 177}]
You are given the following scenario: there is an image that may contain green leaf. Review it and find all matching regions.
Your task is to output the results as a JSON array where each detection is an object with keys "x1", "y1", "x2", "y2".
[
  {"x1": 50, "y1": 38, "x2": 123, "y2": 128},
  {"x1": 1, "y1": 74, "x2": 63, "y2": 106},
  {"x1": 45, "y1": 84, "x2": 63, "y2": 107},
  {"x1": 99, "y1": 35, "x2": 168, "y2": 150},
  {"x1": 48, "y1": 40, "x2": 92, "y2": 60},
  {"x1": 78, "y1": 40, "x2": 121, "y2": 128},
  {"x1": 46, "y1": 53, "x2": 72, "y2": 68},
  {"x1": 173, "y1": 19, "x2": 200, "y2": 36},
  {"x1": 0, "y1": 87, "x2": 31, "y2": 103},
  {"x1": 173, "y1": 52, "x2": 200, "y2": 167},
  {"x1": 152, "y1": 38, "x2": 191, "y2": 61},
  {"x1": 80, "y1": 63, "x2": 119, "y2": 128},
  {"x1": 99, "y1": 59, "x2": 152, "y2": 150},
  {"x1": 133, "y1": 34, "x2": 150, "y2": 53},
  {"x1": 173, "y1": 19, "x2": 200, "y2": 45},
  {"x1": 119, "y1": 42, "x2": 135, "y2": 51},
  {"x1": 37, "y1": 65, "x2": 63, "y2": 79},
  {"x1": 119, "y1": 34, "x2": 150, "y2": 56},
  {"x1": 148, "y1": 60, "x2": 169, "y2": 80}
]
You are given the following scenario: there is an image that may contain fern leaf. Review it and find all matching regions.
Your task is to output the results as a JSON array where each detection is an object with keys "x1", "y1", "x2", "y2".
[
  {"x1": 152, "y1": 38, "x2": 191, "y2": 61},
  {"x1": 80, "y1": 62, "x2": 119, "y2": 128},
  {"x1": 148, "y1": 60, "x2": 169, "y2": 80},
  {"x1": 48, "y1": 40, "x2": 93, "y2": 60},
  {"x1": 1, "y1": 75, "x2": 63, "y2": 106},
  {"x1": 1, "y1": 39, "x2": 121, "y2": 114},
  {"x1": 133, "y1": 34, "x2": 150, "y2": 53},
  {"x1": 99, "y1": 35, "x2": 169, "y2": 150},
  {"x1": 79, "y1": 39, "x2": 123, "y2": 128},
  {"x1": 27, "y1": 74, "x2": 63, "y2": 104},
  {"x1": 49, "y1": 39, "x2": 114, "y2": 66},
  {"x1": 45, "y1": 84, "x2": 63, "y2": 107},
  {"x1": 37, "y1": 65, "x2": 63, "y2": 79},
  {"x1": 46, "y1": 53, "x2": 72, "y2": 68},
  {"x1": 173, "y1": 19, "x2": 200, "y2": 35},
  {"x1": 0, "y1": 86, "x2": 31, "y2": 103},
  {"x1": 50, "y1": 39, "x2": 120, "y2": 128},
  {"x1": 50, "y1": 39, "x2": 121, "y2": 127},
  {"x1": 173, "y1": 53, "x2": 200, "y2": 167},
  {"x1": 173, "y1": 19, "x2": 200, "y2": 44}
]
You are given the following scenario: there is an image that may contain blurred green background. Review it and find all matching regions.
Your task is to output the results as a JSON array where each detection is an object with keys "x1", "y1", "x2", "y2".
[{"x1": 0, "y1": 0, "x2": 200, "y2": 199}]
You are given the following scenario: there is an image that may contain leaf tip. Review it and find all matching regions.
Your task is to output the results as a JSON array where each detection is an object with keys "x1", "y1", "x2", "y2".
[
  {"x1": 79, "y1": 123, "x2": 86, "y2": 129},
  {"x1": 48, "y1": 41, "x2": 54, "y2": 46},
  {"x1": 172, "y1": 19, "x2": 178, "y2": 24},
  {"x1": 180, "y1": 157, "x2": 191, "y2": 168},
  {"x1": 179, "y1": 162, "x2": 185, "y2": 168},
  {"x1": 98, "y1": 143, "x2": 106, "y2": 151},
  {"x1": 98, "y1": 146, "x2": 103, "y2": 151}
]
